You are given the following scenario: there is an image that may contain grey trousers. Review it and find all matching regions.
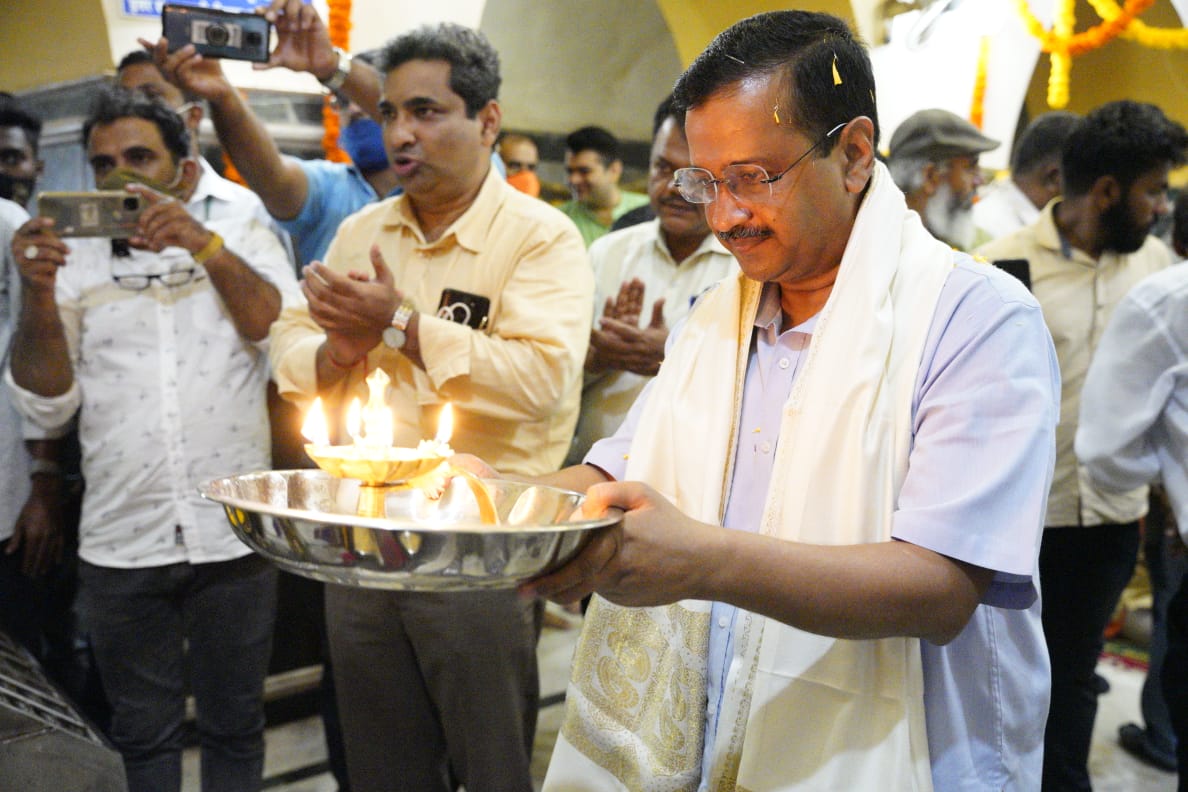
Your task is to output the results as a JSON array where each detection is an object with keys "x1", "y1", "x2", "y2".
[{"x1": 326, "y1": 584, "x2": 539, "y2": 792}]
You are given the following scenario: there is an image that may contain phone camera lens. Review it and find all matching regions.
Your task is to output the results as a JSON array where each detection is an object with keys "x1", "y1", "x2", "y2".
[
  {"x1": 123, "y1": 197, "x2": 139, "y2": 211},
  {"x1": 206, "y1": 23, "x2": 230, "y2": 47}
]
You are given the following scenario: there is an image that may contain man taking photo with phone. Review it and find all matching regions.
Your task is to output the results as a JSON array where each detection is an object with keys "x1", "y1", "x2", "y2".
[{"x1": 6, "y1": 86, "x2": 298, "y2": 792}]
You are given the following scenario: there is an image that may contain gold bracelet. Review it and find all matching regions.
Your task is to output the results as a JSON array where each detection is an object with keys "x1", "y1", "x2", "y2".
[{"x1": 192, "y1": 232, "x2": 224, "y2": 265}]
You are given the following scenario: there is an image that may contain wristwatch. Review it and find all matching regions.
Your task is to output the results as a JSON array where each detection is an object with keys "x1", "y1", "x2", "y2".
[
  {"x1": 319, "y1": 47, "x2": 352, "y2": 93},
  {"x1": 382, "y1": 301, "x2": 416, "y2": 350}
]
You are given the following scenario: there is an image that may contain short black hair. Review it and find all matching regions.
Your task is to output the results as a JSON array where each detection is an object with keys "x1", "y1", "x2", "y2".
[
  {"x1": 1062, "y1": 101, "x2": 1188, "y2": 197},
  {"x1": 566, "y1": 125, "x2": 620, "y2": 165},
  {"x1": 652, "y1": 93, "x2": 678, "y2": 139},
  {"x1": 378, "y1": 23, "x2": 500, "y2": 117},
  {"x1": 0, "y1": 92, "x2": 43, "y2": 154},
  {"x1": 83, "y1": 86, "x2": 190, "y2": 163},
  {"x1": 672, "y1": 10, "x2": 877, "y2": 157},
  {"x1": 1011, "y1": 111, "x2": 1079, "y2": 175},
  {"x1": 116, "y1": 49, "x2": 155, "y2": 72}
]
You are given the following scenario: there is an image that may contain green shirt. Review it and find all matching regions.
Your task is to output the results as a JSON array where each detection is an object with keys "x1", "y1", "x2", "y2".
[{"x1": 559, "y1": 191, "x2": 650, "y2": 247}]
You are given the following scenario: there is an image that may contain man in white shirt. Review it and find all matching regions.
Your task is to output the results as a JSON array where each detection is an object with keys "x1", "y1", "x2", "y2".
[
  {"x1": 1076, "y1": 192, "x2": 1188, "y2": 778},
  {"x1": 978, "y1": 99, "x2": 1188, "y2": 791},
  {"x1": 974, "y1": 111, "x2": 1079, "y2": 243},
  {"x1": 6, "y1": 86, "x2": 298, "y2": 792},
  {"x1": 569, "y1": 94, "x2": 736, "y2": 463}
]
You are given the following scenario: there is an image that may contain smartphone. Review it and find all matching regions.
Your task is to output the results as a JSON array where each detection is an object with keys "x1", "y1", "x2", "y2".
[
  {"x1": 37, "y1": 191, "x2": 144, "y2": 238},
  {"x1": 162, "y1": 3, "x2": 272, "y2": 63},
  {"x1": 992, "y1": 258, "x2": 1032, "y2": 291},
  {"x1": 437, "y1": 288, "x2": 492, "y2": 330}
]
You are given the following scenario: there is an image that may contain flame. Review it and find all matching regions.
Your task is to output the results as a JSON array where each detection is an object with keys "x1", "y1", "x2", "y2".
[
  {"x1": 346, "y1": 398, "x2": 362, "y2": 444},
  {"x1": 301, "y1": 397, "x2": 330, "y2": 446},
  {"x1": 358, "y1": 369, "x2": 394, "y2": 447},
  {"x1": 435, "y1": 403, "x2": 454, "y2": 445}
]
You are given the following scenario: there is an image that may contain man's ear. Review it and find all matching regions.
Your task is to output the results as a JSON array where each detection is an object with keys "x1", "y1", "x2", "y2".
[
  {"x1": 1040, "y1": 163, "x2": 1062, "y2": 192},
  {"x1": 1092, "y1": 174, "x2": 1122, "y2": 212},
  {"x1": 177, "y1": 156, "x2": 201, "y2": 199},
  {"x1": 477, "y1": 100, "x2": 501, "y2": 147},
  {"x1": 608, "y1": 158, "x2": 624, "y2": 183},
  {"x1": 838, "y1": 116, "x2": 875, "y2": 195},
  {"x1": 920, "y1": 161, "x2": 944, "y2": 197}
]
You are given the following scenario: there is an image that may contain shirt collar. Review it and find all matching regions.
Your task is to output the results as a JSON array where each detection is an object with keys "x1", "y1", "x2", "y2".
[
  {"x1": 753, "y1": 281, "x2": 820, "y2": 335},
  {"x1": 380, "y1": 166, "x2": 504, "y2": 255},
  {"x1": 186, "y1": 158, "x2": 245, "y2": 207},
  {"x1": 647, "y1": 218, "x2": 732, "y2": 265}
]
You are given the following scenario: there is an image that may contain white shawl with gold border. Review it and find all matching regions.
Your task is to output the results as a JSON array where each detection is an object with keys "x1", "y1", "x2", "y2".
[{"x1": 543, "y1": 162, "x2": 953, "y2": 791}]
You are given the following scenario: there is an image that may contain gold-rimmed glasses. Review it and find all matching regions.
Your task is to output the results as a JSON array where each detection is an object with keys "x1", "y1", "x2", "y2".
[{"x1": 673, "y1": 121, "x2": 847, "y2": 205}]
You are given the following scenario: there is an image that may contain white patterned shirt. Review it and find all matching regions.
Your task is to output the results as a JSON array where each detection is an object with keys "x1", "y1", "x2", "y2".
[{"x1": 6, "y1": 178, "x2": 299, "y2": 568}]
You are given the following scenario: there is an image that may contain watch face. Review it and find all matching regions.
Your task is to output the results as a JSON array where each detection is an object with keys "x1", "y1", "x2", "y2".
[{"x1": 383, "y1": 326, "x2": 407, "y2": 349}]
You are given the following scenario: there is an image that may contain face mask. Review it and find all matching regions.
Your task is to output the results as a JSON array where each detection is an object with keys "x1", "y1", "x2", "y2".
[
  {"x1": 98, "y1": 164, "x2": 188, "y2": 199},
  {"x1": 0, "y1": 172, "x2": 36, "y2": 208},
  {"x1": 339, "y1": 118, "x2": 390, "y2": 174},
  {"x1": 506, "y1": 169, "x2": 541, "y2": 198}
]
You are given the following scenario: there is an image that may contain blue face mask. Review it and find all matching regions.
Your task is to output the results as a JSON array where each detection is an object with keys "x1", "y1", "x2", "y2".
[{"x1": 339, "y1": 118, "x2": 389, "y2": 174}]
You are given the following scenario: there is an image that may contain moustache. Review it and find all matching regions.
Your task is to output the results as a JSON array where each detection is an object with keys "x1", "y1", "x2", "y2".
[{"x1": 716, "y1": 226, "x2": 771, "y2": 243}]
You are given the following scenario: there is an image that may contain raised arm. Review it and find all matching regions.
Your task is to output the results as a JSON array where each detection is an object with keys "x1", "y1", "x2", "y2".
[
  {"x1": 131, "y1": 185, "x2": 281, "y2": 341},
  {"x1": 145, "y1": 38, "x2": 311, "y2": 220},
  {"x1": 9, "y1": 217, "x2": 73, "y2": 396}
]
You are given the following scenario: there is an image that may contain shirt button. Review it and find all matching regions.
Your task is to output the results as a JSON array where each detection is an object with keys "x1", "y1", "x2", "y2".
[
  {"x1": 778, "y1": 357, "x2": 790, "y2": 369},
  {"x1": 760, "y1": 441, "x2": 772, "y2": 454},
  {"x1": 718, "y1": 616, "x2": 729, "y2": 629}
]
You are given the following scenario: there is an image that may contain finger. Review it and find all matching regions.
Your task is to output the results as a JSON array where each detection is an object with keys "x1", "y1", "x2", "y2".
[
  {"x1": 297, "y1": 2, "x2": 320, "y2": 30},
  {"x1": 446, "y1": 453, "x2": 498, "y2": 479},
  {"x1": 521, "y1": 528, "x2": 617, "y2": 603},
  {"x1": 582, "y1": 480, "x2": 651, "y2": 518},
  {"x1": 126, "y1": 182, "x2": 171, "y2": 206},
  {"x1": 648, "y1": 298, "x2": 667, "y2": 328},
  {"x1": 3, "y1": 529, "x2": 18, "y2": 555},
  {"x1": 369, "y1": 244, "x2": 394, "y2": 287}
]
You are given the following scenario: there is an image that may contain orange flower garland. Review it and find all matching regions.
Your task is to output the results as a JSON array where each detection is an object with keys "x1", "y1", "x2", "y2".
[
  {"x1": 1087, "y1": 0, "x2": 1188, "y2": 48},
  {"x1": 322, "y1": 0, "x2": 352, "y2": 163},
  {"x1": 1015, "y1": 0, "x2": 1155, "y2": 108},
  {"x1": 969, "y1": 36, "x2": 990, "y2": 129}
]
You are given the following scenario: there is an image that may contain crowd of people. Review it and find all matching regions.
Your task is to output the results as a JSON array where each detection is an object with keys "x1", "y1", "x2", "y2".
[{"x1": 2, "y1": 3, "x2": 1188, "y2": 792}]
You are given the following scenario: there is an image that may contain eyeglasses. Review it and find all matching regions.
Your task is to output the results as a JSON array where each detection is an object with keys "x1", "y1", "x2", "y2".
[
  {"x1": 673, "y1": 122, "x2": 847, "y2": 205},
  {"x1": 112, "y1": 268, "x2": 200, "y2": 291}
]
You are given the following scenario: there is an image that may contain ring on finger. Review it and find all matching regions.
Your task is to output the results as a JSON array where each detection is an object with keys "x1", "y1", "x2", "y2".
[{"x1": 23, "y1": 244, "x2": 38, "y2": 260}]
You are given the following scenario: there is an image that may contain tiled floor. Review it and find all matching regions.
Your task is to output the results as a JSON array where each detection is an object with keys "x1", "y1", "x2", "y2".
[{"x1": 182, "y1": 610, "x2": 1181, "y2": 791}]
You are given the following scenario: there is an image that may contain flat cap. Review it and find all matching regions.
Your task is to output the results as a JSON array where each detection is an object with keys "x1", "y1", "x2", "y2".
[{"x1": 888, "y1": 108, "x2": 999, "y2": 161}]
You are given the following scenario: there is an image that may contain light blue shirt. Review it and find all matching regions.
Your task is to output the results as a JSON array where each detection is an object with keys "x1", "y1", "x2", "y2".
[
  {"x1": 282, "y1": 158, "x2": 378, "y2": 267},
  {"x1": 586, "y1": 258, "x2": 1060, "y2": 791},
  {"x1": 1078, "y1": 263, "x2": 1188, "y2": 538}
]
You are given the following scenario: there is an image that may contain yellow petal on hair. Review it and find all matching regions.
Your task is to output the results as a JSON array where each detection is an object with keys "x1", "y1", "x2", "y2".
[
  {"x1": 773, "y1": 105, "x2": 781, "y2": 125},
  {"x1": 832, "y1": 54, "x2": 842, "y2": 86}
]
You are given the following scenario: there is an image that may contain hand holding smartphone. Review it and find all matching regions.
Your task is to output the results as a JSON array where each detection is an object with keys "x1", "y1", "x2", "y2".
[
  {"x1": 37, "y1": 192, "x2": 144, "y2": 238},
  {"x1": 161, "y1": 4, "x2": 272, "y2": 63}
]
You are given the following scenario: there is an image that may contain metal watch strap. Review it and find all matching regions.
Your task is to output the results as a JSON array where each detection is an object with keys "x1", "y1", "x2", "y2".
[
  {"x1": 383, "y1": 301, "x2": 416, "y2": 349},
  {"x1": 391, "y1": 301, "x2": 414, "y2": 332},
  {"x1": 320, "y1": 47, "x2": 352, "y2": 92}
]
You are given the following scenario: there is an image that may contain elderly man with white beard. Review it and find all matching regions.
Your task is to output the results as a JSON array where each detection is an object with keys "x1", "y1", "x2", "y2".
[{"x1": 887, "y1": 108, "x2": 999, "y2": 250}]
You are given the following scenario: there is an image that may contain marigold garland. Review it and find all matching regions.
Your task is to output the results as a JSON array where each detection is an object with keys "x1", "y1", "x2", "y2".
[
  {"x1": 1086, "y1": 0, "x2": 1188, "y2": 48},
  {"x1": 969, "y1": 36, "x2": 990, "y2": 129},
  {"x1": 1015, "y1": 0, "x2": 1155, "y2": 108},
  {"x1": 322, "y1": 0, "x2": 352, "y2": 163}
]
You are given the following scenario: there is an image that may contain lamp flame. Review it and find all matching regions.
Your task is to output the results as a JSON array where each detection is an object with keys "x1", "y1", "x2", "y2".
[
  {"x1": 346, "y1": 398, "x2": 362, "y2": 445},
  {"x1": 435, "y1": 403, "x2": 454, "y2": 445},
  {"x1": 302, "y1": 397, "x2": 330, "y2": 446}
]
